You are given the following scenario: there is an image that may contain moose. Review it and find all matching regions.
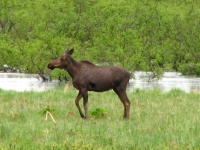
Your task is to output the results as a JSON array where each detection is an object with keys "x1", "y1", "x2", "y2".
[{"x1": 47, "y1": 49, "x2": 131, "y2": 119}]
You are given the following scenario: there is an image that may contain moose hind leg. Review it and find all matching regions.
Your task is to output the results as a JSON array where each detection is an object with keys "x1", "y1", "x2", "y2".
[
  {"x1": 114, "y1": 88, "x2": 131, "y2": 119},
  {"x1": 75, "y1": 91, "x2": 85, "y2": 118}
]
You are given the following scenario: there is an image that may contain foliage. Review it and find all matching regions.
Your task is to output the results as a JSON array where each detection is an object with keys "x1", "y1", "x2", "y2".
[
  {"x1": 40, "y1": 106, "x2": 56, "y2": 115},
  {"x1": 89, "y1": 107, "x2": 107, "y2": 118},
  {"x1": 0, "y1": 0, "x2": 200, "y2": 79}
]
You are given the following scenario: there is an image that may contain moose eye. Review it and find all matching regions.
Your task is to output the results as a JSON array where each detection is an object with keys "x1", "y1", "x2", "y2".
[{"x1": 60, "y1": 57, "x2": 64, "y2": 60}]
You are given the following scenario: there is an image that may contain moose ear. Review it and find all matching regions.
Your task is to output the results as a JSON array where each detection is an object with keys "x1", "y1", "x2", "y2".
[
  {"x1": 69, "y1": 48, "x2": 74, "y2": 55},
  {"x1": 64, "y1": 48, "x2": 74, "y2": 55}
]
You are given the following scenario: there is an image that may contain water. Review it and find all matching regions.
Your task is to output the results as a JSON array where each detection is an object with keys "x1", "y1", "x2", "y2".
[
  {"x1": 128, "y1": 71, "x2": 200, "y2": 93},
  {"x1": 0, "y1": 73, "x2": 65, "y2": 92},
  {"x1": 0, "y1": 72, "x2": 200, "y2": 93}
]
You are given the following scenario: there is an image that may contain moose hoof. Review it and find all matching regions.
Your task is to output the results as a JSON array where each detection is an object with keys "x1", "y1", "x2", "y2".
[
  {"x1": 123, "y1": 116, "x2": 129, "y2": 120},
  {"x1": 81, "y1": 115, "x2": 88, "y2": 119}
]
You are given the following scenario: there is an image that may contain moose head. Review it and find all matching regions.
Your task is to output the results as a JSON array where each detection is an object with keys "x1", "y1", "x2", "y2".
[{"x1": 47, "y1": 48, "x2": 74, "y2": 70}]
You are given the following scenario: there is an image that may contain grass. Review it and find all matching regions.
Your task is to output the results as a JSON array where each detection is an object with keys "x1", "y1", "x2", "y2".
[{"x1": 0, "y1": 88, "x2": 200, "y2": 149}]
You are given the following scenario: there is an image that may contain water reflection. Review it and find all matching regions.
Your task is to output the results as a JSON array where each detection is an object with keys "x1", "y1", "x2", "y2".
[{"x1": 0, "y1": 72, "x2": 200, "y2": 93}]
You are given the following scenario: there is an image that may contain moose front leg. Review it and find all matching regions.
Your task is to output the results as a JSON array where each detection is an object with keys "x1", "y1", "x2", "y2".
[
  {"x1": 81, "y1": 88, "x2": 89, "y2": 119},
  {"x1": 75, "y1": 91, "x2": 85, "y2": 118}
]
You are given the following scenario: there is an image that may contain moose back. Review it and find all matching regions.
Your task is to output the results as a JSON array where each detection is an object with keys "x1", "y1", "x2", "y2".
[{"x1": 48, "y1": 49, "x2": 131, "y2": 119}]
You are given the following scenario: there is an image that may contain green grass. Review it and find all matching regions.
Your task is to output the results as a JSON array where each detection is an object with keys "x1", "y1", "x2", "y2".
[{"x1": 0, "y1": 88, "x2": 200, "y2": 149}]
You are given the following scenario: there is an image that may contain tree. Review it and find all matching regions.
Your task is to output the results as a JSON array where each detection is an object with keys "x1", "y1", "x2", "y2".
[{"x1": 0, "y1": 0, "x2": 200, "y2": 80}]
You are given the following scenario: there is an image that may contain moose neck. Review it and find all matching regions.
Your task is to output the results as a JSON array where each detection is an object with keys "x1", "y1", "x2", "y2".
[{"x1": 64, "y1": 56, "x2": 79, "y2": 78}]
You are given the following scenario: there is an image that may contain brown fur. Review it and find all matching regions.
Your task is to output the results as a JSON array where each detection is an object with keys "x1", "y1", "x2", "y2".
[{"x1": 48, "y1": 49, "x2": 131, "y2": 119}]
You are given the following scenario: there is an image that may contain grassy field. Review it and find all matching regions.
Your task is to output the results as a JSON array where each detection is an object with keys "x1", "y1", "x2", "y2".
[{"x1": 0, "y1": 87, "x2": 200, "y2": 150}]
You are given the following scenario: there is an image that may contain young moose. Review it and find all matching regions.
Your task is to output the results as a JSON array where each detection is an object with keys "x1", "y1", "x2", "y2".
[{"x1": 48, "y1": 49, "x2": 131, "y2": 119}]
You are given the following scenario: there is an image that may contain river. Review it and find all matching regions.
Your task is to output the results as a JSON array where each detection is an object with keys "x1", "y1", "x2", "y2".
[{"x1": 0, "y1": 72, "x2": 200, "y2": 93}]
